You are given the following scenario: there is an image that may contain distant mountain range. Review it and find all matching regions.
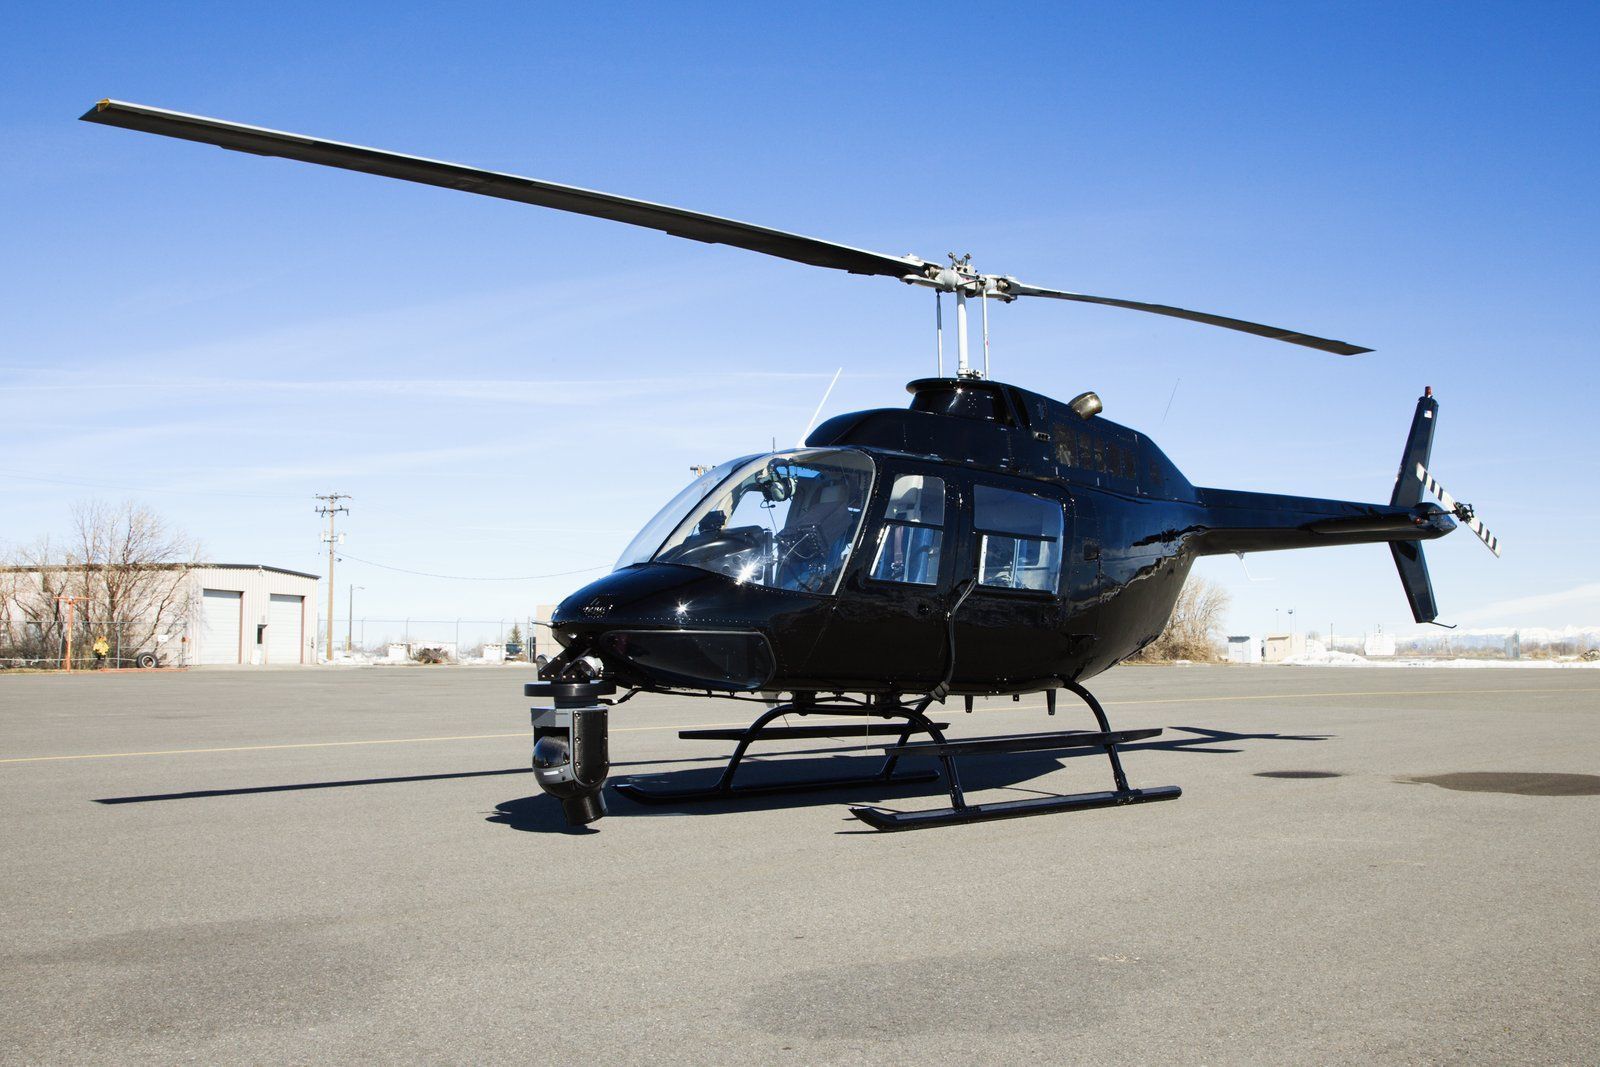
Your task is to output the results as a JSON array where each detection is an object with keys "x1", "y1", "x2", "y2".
[{"x1": 1391, "y1": 625, "x2": 1599, "y2": 655}]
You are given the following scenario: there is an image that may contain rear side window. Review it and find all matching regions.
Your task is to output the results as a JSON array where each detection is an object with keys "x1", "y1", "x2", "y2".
[
  {"x1": 974, "y1": 485, "x2": 1064, "y2": 593},
  {"x1": 870, "y1": 474, "x2": 945, "y2": 585}
]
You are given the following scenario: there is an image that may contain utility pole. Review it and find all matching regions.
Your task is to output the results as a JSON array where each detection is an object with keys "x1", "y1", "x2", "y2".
[{"x1": 315, "y1": 494, "x2": 351, "y2": 663}]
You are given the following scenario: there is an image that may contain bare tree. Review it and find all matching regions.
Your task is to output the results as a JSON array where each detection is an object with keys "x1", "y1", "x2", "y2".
[
  {"x1": 2, "y1": 501, "x2": 198, "y2": 666},
  {"x1": 1, "y1": 536, "x2": 70, "y2": 664},
  {"x1": 1130, "y1": 575, "x2": 1231, "y2": 662},
  {"x1": 71, "y1": 501, "x2": 199, "y2": 660}
]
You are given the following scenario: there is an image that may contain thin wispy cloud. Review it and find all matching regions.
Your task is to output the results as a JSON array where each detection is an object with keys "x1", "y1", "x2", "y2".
[{"x1": 1454, "y1": 582, "x2": 1600, "y2": 624}]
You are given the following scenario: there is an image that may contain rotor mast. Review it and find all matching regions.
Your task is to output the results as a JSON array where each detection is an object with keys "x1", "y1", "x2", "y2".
[{"x1": 909, "y1": 254, "x2": 1004, "y2": 379}]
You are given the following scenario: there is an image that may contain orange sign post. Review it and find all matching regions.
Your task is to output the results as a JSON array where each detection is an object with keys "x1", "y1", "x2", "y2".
[{"x1": 56, "y1": 596, "x2": 89, "y2": 672}]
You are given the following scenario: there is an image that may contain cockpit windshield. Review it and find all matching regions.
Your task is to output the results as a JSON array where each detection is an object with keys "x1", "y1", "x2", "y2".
[
  {"x1": 629, "y1": 450, "x2": 875, "y2": 595},
  {"x1": 614, "y1": 455, "x2": 752, "y2": 571}
]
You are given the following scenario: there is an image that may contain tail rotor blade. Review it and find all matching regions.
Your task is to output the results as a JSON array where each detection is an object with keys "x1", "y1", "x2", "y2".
[{"x1": 1415, "y1": 464, "x2": 1502, "y2": 557}]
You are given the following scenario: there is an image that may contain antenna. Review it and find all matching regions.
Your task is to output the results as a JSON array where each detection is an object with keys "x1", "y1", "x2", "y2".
[{"x1": 797, "y1": 367, "x2": 844, "y2": 447}]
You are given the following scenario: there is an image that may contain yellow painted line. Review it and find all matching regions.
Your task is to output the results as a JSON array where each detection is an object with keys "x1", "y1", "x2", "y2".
[
  {"x1": 2, "y1": 686, "x2": 1596, "y2": 766},
  {"x1": 0, "y1": 717, "x2": 848, "y2": 765},
  {"x1": 0, "y1": 733, "x2": 530, "y2": 764}
]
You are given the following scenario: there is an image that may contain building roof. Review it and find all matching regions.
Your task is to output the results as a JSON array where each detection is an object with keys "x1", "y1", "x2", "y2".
[
  {"x1": 1, "y1": 562, "x2": 321, "y2": 581},
  {"x1": 197, "y1": 564, "x2": 321, "y2": 580}
]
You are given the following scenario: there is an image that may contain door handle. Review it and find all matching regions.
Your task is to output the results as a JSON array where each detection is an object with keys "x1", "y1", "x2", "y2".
[{"x1": 915, "y1": 602, "x2": 933, "y2": 616}]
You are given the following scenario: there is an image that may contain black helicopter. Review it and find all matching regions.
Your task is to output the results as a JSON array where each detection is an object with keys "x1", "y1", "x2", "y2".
[{"x1": 82, "y1": 100, "x2": 1501, "y2": 831}]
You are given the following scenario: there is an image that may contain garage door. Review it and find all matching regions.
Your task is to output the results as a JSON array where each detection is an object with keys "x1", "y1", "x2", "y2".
[
  {"x1": 267, "y1": 594, "x2": 304, "y2": 665},
  {"x1": 199, "y1": 589, "x2": 242, "y2": 665}
]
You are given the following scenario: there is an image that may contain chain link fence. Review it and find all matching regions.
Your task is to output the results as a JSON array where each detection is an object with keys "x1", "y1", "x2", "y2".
[
  {"x1": 0, "y1": 617, "x2": 188, "y2": 670},
  {"x1": 317, "y1": 616, "x2": 550, "y2": 665}
]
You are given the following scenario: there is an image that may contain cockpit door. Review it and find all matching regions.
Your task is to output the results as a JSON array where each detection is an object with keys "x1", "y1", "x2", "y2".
[
  {"x1": 952, "y1": 480, "x2": 1076, "y2": 684},
  {"x1": 800, "y1": 466, "x2": 957, "y2": 687}
]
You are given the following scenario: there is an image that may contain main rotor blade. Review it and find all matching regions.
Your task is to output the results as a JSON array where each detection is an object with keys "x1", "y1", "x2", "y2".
[
  {"x1": 1002, "y1": 281, "x2": 1371, "y2": 355},
  {"x1": 81, "y1": 100, "x2": 1371, "y2": 355},
  {"x1": 80, "y1": 100, "x2": 923, "y2": 279}
]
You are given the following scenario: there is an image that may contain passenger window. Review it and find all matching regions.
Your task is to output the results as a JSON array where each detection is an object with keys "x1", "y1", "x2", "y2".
[
  {"x1": 870, "y1": 474, "x2": 945, "y2": 585},
  {"x1": 974, "y1": 485, "x2": 1064, "y2": 593}
]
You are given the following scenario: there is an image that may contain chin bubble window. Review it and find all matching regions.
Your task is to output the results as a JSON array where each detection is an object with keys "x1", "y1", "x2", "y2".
[
  {"x1": 870, "y1": 474, "x2": 946, "y2": 585},
  {"x1": 975, "y1": 485, "x2": 1063, "y2": 593}
]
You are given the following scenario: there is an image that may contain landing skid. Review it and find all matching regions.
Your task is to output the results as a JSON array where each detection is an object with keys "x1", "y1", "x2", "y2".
[
  {"x1": 850, "y1": 786, "x2": 1182, "y2": 830},
  {"x1": 611, "y1": 701, "x2": 949, "y2": 806},
  {"x1": 612, "y1": 683, "x2": 1181, "y2": 831},
  {"x1": 849, "y1": 681, "x2": 1181, "y2": 831}
]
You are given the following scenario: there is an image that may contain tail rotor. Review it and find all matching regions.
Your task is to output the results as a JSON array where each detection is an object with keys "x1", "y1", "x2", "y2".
[
  {"x1": 1414, "y1": 464, "x2": 1502, "y2": 557},
  {"x1": 1385, "y1": 388, "x2": 1502, "y2": 625}
]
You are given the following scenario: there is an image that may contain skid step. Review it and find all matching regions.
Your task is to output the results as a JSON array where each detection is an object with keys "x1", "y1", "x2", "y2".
[
  {"x1": 881, "y1": 727, "x2": 1161, "y2": 760},
  {"x1": 681, "y1": 721, "x2": 949, "y2": 742},
  {"x1": 850, "y1": 785, "x2": 1182, "y2": 831},
  {"x1": 614, "y1": 770, "x2": 939, "y2": 806}
]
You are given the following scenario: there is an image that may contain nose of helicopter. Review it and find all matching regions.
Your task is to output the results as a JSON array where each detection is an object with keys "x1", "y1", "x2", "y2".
[{"x1": 550, "y1": 564, "x2": 777, "y2": 690}]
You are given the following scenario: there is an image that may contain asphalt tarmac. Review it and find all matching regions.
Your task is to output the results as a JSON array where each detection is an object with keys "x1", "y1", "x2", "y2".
[{"x1": 2, "y1": 665, "x2": 1597, "y2": 1064}]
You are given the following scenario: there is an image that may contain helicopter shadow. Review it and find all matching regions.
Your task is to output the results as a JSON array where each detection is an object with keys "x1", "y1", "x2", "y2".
[
  {"x1": 487, "y1": 724, "x2": 1331, "y2": 834},
  {"x1": 486, "y1": 750, "x2": 1064, "y2": 834}
]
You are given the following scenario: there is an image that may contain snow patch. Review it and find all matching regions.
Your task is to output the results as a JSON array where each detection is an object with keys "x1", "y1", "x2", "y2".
[{"x1": 1280, "y1": 653, "x2": 1600, "y2": 669}]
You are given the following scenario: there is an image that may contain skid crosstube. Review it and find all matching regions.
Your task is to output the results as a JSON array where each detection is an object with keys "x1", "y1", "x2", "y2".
[{"x1": 611, "y1": 700, "x2": 949, "y2": 806}]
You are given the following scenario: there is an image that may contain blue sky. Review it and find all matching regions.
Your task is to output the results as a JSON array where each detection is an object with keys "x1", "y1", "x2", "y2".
[{"x1": 3, "y1": 2, "x2": 1597, "y2": 637}]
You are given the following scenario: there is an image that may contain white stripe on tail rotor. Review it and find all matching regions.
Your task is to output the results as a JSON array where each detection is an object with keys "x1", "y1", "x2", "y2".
[{"x1": 1415, "y1": 463, "x2": 1502, "y2": 557}]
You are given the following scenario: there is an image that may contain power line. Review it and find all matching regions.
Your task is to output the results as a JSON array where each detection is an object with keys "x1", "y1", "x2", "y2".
[{"x1": 335, "y1": 551, "x2": 607, "y2": 582}]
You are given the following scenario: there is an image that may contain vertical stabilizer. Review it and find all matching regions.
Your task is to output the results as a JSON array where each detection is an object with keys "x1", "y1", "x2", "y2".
[
  {"x1": 1390, "y1": 541, "x2": 1438, "y2": 624},
  {"x1": 1390, "y1": 388, "x2": 1440, "y2": 622},
  {"x1": 1391, "y1": 387, "x2": 1438, "y2": 508}
]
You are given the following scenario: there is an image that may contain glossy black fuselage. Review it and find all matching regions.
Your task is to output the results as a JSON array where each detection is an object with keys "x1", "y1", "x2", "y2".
[{"x1": 551, "y1": 379, "x2": 1451, "y2": 696}]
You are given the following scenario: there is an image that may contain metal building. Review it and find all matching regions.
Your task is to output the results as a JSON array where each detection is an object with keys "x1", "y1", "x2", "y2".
[
  {"x1": 1226, "y1": 635, "x2": 1262, "y2": 664},
  {"x1": 0, "y1": 562, "x2": 319, "y2": 668},
  {"x1": 188, "y1": 564, "x2": 320, "y2": 666}
]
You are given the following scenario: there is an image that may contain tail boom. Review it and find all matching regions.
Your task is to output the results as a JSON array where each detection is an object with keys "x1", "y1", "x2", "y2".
[
  {"x1": 1193, "y1": 488, "x2": 1454, "y2": 556},
  {"x1": 1189, "y1": 388, "x2": 1478, "y2": 626}
]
